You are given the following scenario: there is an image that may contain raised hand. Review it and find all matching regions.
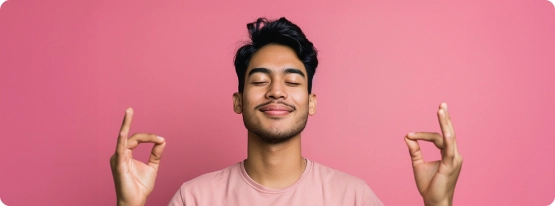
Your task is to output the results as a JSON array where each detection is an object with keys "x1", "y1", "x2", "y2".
[
  {"x1": 110, "y1": 108, "x2": 166, "y2": 206},
  {"x1": 404, "y1": 103, "x2": 463, "y2": 206}
]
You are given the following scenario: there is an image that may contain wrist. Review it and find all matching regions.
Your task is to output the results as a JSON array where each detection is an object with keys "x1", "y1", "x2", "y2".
[
  {"x1": 117, "y1": 200, "x2": 145, "y2": 206},
  {"x1": 424, "y1": 198, "x2": 451, "y2": 206}
]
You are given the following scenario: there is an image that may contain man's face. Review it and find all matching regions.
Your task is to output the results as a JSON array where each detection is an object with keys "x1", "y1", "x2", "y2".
[{"x1": 233, "y1": 44, "x2": 317, "y2": 144}]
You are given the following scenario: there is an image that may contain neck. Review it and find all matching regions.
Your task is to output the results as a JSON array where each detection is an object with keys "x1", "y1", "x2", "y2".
[{"x1": 244, "y1": 131, "x2": 306, "y2": 189}]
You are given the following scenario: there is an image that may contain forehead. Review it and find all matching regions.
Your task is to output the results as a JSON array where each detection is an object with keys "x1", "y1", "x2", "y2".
[{"x1": 247, "y1": 44, "x2": 306, "y2": 75}]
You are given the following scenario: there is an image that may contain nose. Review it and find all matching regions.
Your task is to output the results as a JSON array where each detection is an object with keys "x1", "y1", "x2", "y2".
[{"x1": 265, "y1": 82, "x2": 287, "y2": 100}]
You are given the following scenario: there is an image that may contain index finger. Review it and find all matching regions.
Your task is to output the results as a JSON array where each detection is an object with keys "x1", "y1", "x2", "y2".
[{"x1": 116, "y1": 108, "x2": 133, "y2": 154}]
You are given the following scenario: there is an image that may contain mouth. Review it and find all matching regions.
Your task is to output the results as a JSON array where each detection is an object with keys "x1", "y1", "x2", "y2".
[{"x1": 257, "y1": 102, "x2": 295, "y2": 117}]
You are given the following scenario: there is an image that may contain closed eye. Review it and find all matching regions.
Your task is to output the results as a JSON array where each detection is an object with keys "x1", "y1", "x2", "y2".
[
  {"x1": 252, "y1": 81, "x2": 269, "y2": 86},
  {"x1": 286, "y1": 82, "x2": 301, "y2": 86}
]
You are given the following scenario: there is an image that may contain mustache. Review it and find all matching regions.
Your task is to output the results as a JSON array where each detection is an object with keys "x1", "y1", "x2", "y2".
[{"x1": 254, "y1": 101, "x2": 296, "y2": 111}]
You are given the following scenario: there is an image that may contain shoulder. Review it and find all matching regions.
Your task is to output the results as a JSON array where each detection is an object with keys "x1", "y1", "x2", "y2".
[
  {"x1": 311, "y1": 161, "x2": 368, "y2": 188},
  {"x1": 310, "y1": 161, "x2": 384, "y2": 205},
  {"x1": 168, "y1": 162, "x2": 243, "y2": 205},
  {"x1": 168, "y1": 162, "x2": 242, "y2": 205},
  {"x1": 181, "y1": 162, "x2": 241, "y2": 192}
]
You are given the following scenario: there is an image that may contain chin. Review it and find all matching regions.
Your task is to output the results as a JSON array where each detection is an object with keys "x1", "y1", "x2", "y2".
[{"x1": 257, "y1": 131, "x2": 298, "y2": 144}]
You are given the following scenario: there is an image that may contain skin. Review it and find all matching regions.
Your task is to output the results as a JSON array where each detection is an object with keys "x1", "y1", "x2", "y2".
[
  {"x1": 109, "y1": 44, "x2": 462, "y2": 206},
  {"x1": 405, "y1": 103, "x2": 463, "y2": 206},
  {"x1": 232, "y1": 44, "x2": 316, "y2": 188},
  {"x1": 110, "y1": 108, "x2": 166, "y2": 206}
]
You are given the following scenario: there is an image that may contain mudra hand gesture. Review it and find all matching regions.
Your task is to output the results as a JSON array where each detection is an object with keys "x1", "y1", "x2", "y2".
[
  {"x1": 404, "y1": 103, "x2": 463, "y2": 206},
  {"x1": 110, "y1": 108, "x2": 167, "y2": 206}
]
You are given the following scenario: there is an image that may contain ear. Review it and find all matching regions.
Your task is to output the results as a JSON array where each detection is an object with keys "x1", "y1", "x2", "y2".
[
  {"x1": 232, "y1": 92, "x2": 243, "y2": 114},
  {"x1": 308, "y1": 93, "x2": 317, "y2": 115}
]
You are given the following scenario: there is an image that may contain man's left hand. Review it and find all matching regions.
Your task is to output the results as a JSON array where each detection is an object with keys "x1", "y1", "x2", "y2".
[{"x1": 404, "y1": 103, "x2": 463, "y2": 206}]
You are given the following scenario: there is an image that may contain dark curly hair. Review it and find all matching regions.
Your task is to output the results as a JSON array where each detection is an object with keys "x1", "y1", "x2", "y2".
[{"x1": 234, "y1": 17, "x2": 318, "y2": 93}]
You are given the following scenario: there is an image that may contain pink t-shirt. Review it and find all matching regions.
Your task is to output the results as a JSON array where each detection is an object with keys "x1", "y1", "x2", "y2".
[{"x1": 168, "y1": 159, "x2": 384, "y2": 205}]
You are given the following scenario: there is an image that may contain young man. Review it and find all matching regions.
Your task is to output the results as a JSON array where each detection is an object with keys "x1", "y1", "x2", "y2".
[{"x1": 110, "y1": 17, "x2": 463, "y2": 206}]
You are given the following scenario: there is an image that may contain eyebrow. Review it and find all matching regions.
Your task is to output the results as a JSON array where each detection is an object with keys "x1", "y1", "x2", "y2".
[
  {"x1": 248, "y1": 67, "x2": 306, "y2": 78},
  {"x1": 284, "y1": 68, "x2": 306, "y2": 78},
  {"x1": 248, "y1": 68, "x2": 271, "y2": 76}
]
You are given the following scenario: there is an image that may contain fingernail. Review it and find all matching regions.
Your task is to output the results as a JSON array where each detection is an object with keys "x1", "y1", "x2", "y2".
[
  {"x1": 407, "y1": 132, "x2": 415, "y2": 136},
  {"x1": 157, "y1": 136, "x2": 165, "y2": 140}
]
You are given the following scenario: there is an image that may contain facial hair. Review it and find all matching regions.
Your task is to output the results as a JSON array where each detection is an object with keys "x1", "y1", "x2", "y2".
[{"x1": 243, "y1": 101, "x2": 309, "y2": 144}]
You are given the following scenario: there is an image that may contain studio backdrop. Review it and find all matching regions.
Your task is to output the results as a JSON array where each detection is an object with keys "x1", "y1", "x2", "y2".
[{"x1": 0, "y1": 0, "x2": 554, "y2": 205}]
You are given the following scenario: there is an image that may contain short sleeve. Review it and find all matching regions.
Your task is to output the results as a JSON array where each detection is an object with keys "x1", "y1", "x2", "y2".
[
  {"x1": 167, "y1": 185, "x2": 185, "y2": 206},
  {"x1": 362, "y1": 184, "x2": 384, "y2": 206}
]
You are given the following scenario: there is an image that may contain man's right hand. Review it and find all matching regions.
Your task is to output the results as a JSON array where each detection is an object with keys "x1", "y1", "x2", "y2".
[{"x1": 110, "y1": 108, "x2": 166, "y2": 206}]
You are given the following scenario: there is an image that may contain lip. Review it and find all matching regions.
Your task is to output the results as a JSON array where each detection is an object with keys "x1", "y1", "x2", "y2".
[{"x1": 258, "y1": 104, "x2": 293, "y2": 116}]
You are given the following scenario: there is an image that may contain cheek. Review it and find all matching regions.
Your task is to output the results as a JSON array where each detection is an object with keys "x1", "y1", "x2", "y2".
[
  {"x1": 242, "y1": 91, "x2": 263, "y2": 108},
  {"x1": 290, "y1": 93, "x2": 310, "y2": 107}
]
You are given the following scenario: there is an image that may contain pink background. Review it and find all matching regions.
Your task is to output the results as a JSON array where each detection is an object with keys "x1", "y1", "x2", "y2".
[{"x1": 1, "y1": 0, "x2": 554, "y2": 205}]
